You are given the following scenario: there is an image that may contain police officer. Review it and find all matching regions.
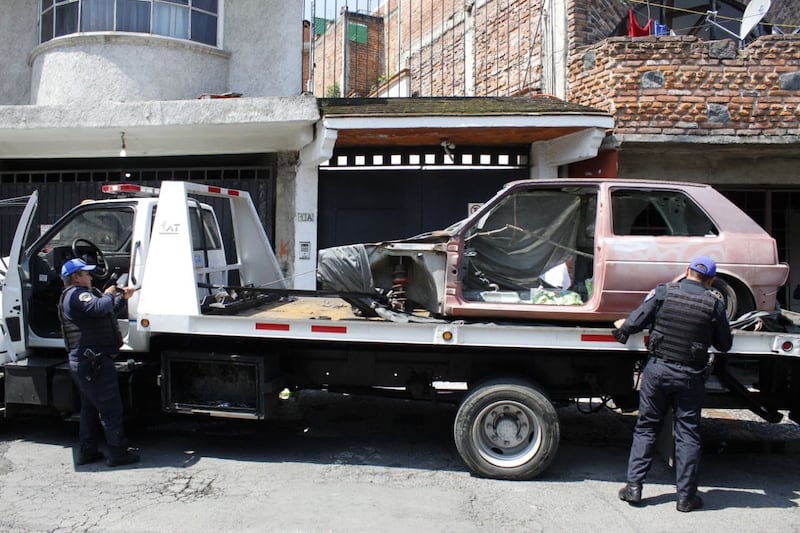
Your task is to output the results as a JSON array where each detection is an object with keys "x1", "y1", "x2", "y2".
[
  {"x1": 58, "y1": 258, "x2": 140, "y2": 467},
  {"x1": 613, "y1": 256, "x2": 732, "y2": 512}
]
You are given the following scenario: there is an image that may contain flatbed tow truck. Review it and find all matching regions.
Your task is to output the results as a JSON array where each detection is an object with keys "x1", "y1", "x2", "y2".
[{"x1": 1, "y1": 181, "x2": 797, "y2": 480}]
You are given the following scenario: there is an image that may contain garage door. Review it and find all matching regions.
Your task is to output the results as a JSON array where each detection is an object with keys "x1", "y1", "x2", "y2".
[
  {"x1": 0, "y1": 166, "x2": 273, "y2": 258},
  {"x1": 318, "y1": 168, "x2": 526, "y2": 248}
]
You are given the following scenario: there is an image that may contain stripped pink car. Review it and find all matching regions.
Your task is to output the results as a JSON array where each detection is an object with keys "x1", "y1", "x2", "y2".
[{"x1": 318, "y1": 179, "x2": 789, "y2": 323}]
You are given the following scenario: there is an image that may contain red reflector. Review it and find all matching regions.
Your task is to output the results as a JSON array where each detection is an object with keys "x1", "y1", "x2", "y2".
[
  {"x1": 581, "y1": 334, "x2": 618, "y2": 342},
  {"x1": 228, "y1": 189, "x2": 240, "y2": 196},
  {"x1": 782, "y1": 341, "x2": 793, "y2": 352},
  {"x1": 208, "y1": 186, "x2": 222, "y2": 194},
  {"x1": 256, "y1": 323, "x2": 290, "y2": 331},
  {"x1": 311, "y1": 325, "x2": 347, "y2": 334}
]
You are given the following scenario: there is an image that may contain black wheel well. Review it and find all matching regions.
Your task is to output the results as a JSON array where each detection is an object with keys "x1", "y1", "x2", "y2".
[{"x1": 717, "y1": 273, "x2": 755, "y2": 309}]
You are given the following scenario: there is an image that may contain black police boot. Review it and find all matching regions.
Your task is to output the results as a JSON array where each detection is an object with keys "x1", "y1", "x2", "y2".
[
  {"x1": 618, "y1": 483, "x2": 643, "y2": 505},
  {"x1": 107, "y1": 446, "x2": 141, "y2": 467},
  {"x1": 676, "y1": 494, "x2": 703, "y2": 513},
  {"x1": 77, "y1": 447, "x2": 104, "y2": 465}
]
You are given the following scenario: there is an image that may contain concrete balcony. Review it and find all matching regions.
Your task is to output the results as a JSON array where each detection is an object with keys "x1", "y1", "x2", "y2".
[{"x1": 28, "y1": 33, "x2": 231, "y2": 106}]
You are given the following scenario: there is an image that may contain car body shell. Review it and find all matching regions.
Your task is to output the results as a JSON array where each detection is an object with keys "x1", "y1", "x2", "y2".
[{"x1": 318, "y1": 179, "x2": 789, "y2": 323}]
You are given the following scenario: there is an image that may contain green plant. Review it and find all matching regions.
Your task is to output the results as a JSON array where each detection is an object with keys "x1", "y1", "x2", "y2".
[{"x1": 325, "y1": 84, "x2": 341, "y2": 97}]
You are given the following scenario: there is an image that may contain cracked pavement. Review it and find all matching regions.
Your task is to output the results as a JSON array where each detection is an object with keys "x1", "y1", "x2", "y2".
[{"x1": 0, "y1": 392, "x2": 798, "y2": 532}]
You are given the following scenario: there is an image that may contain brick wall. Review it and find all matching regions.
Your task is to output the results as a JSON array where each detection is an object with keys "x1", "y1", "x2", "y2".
[
  {"x1": 345, "y1": 13, "x2": 385, "y2": 96},
  {"x1": 312, "y1": 0, "x2": 545, "y2": 97},
  {"x1": 314, "y1": 18, "x2": 345, "y2": 97},
  {"x1": 472, "y1": 0, "x2": 543, "y2": 96},
  {"x1": 380, "y1": 0, "x2": 547, "y2": 96},
  {"x1": 569, "y1": 34, "x2": 800, "y2": 137},
  {"x1": 308, "y1": 0, "x2": 800, "y2": 99},
  {"x1": 312, "y1": 12, "x2": 385, "y2": 97},
  {"x1": 569, "y1": 0, "x2": 626, "y2": 49}
]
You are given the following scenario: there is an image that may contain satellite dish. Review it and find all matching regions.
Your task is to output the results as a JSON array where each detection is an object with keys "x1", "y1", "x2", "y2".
[{"x1": 740, "y1": 0, "x2": 771, "y2": 40}]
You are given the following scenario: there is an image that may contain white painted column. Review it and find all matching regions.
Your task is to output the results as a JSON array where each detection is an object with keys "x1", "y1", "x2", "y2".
[
  {"x1": 541, "y1": 0, "x2": 568, "y2": 99},
  {"x1": 464, "y1": 2, "x2": 475, "y2": 96},
  {"x1": 291, "y1": 122, "x2": 338, "y2": 289}
]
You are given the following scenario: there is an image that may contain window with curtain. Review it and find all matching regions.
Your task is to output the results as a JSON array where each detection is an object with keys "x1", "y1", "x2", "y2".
[
  {"x1": 81, "y1": 0, "x2": 114, "y2": 31},
  {"x1": 117, "y1": 0, "x2": 152, "y2": 33},
  {"x1": 40, "y1": 0, "x2": 219, "y2": 46}
]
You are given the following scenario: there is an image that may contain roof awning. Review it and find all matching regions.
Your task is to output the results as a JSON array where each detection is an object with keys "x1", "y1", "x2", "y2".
[
  {"x1": 318, "y1": 96, "x2": 614, "y2": 148},
  {"x1": 0, "y1": 96, "x2": 320, "y2": 159}
]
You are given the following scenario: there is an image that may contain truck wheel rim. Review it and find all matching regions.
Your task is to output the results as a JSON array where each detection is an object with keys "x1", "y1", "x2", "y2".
[{"x1": 471, "y1": 399, "x2": 543, "y2": 468}]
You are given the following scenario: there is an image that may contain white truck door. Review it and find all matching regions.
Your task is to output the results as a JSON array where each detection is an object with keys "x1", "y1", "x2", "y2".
[{"x1": 1, "y1": 192, "x2": 38, "y2": 361}]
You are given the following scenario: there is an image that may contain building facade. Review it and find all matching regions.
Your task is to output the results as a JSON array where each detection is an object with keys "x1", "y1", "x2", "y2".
[
  {"x1": 306, "y1": 0, "x2": 800, "y2": 307},
  {"x1": 0, "y1": 1, "x2": 324, "y2": 286},
  {"x1": 0, "y1": 0, "x2": 613, "y2": 291}
]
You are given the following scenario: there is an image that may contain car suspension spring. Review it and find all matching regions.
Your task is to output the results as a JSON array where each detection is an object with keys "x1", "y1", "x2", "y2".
[{"x1": 391, "y1": 260, "x2": 410, "y2": 312}]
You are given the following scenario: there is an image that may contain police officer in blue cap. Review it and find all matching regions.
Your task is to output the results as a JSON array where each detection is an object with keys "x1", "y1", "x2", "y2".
[
  {"x1": 613, "y1": 256, "x2": 732, "y2": 512},
  {"x1": 58, "y1": 258, "x2": 140, "y2": 467}
]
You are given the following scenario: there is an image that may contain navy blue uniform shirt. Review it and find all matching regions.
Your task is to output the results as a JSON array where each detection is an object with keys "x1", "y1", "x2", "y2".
[
  {"x1": 61, "y1": 285, "x2": 125, "y2": 359},
  {"x1": 619, "y1": 278, "x2": 733, "y2": 353}
]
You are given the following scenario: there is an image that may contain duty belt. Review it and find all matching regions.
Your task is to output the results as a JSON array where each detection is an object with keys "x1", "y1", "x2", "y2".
[{"x1": 650, "y1": 355, "x2": 705, "y2": 371}]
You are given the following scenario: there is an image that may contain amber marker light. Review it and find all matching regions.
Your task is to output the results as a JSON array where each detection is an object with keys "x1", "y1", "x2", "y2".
[
  {"x1": 141, "y1": 318, "x2": 150, "y2": 328},
  {"x1": 442, "y1": 330, "x2": 453, "y2": 341}
]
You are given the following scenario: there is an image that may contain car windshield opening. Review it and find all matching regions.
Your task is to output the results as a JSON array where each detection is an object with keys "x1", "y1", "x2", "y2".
[{"x1": 462, "y1": 187, "x2": 597, "y2": 305}]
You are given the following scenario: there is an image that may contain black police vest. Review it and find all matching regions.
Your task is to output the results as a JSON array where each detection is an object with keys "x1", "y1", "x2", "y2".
[
  {"x1": 650, "y1": 283, "x2": 718, "y2": 365},
  {"x1": 58, "y1": 287, "x2": 123, "y2": 352}
]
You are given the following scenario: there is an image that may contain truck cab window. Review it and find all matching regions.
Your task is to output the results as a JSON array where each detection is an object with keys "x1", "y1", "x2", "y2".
[
  {"x1": 46, "y1": 209, "x2": 133, "y2": 253},
  {"x1": 27, "y1": 206, "x2": 135, "y2": 338},
  {"x1": 192, "y1": 208, "x2": 223, "y2": 251}
]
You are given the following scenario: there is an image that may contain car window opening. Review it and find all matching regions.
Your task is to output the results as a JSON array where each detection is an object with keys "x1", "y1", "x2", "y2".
[{"x1": 462, "y1": 187, "x2": 597, "y2": 306}]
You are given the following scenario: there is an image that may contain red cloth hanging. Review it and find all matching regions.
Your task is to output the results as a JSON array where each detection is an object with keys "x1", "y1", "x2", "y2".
[{"x1": 628, "y1": 7, "x2": 653, "y2": 37}]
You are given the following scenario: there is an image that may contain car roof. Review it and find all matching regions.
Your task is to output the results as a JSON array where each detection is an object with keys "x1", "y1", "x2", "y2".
[
  {"x1": 497, "y1": 178, "x2": 768, "y2": 236},
  {"x1": 502, "y1": 178, "x2": 711, "y2": 189}
]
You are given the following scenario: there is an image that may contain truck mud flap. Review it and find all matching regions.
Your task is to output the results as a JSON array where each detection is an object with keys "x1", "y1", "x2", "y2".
[{"x1": 161, "y1": 351, "x2": 282, "y2": 420}]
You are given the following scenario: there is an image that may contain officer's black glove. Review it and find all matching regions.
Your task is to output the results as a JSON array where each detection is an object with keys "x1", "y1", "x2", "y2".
[
  {"x1": 702, "y1": 355, "x2": 715, "y2": 382},
  {"x1": 612, "y1": 328, "x2": 629, "y2": 345},
  {"x1": 702, "y1": 364, "x2": 714, "y2": 382}
]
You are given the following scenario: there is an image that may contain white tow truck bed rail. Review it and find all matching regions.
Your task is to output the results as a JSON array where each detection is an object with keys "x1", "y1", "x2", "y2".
[
  {"x1": 137, "y1": 297, "x2": 800, "y2": 356},
  {"x1": 136, "y1": 181, "x2": 286, "y2": 319}
]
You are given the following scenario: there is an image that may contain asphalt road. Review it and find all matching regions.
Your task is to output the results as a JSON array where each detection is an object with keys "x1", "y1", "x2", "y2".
[{"x1": 0, "y1": 392, "x2": 798, "y2": 532}]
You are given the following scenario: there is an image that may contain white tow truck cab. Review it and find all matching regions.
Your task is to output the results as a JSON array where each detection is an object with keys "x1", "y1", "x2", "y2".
[
  {"x1": 1, "y1": 182, "x2": 249, "y2": 360},
  {"x1": 0, "y1": 181, "x2": 797, "y2": 481}
]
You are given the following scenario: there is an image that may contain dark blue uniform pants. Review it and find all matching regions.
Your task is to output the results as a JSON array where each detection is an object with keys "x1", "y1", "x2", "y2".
[
  {"x1": 626, "y1": 358, "x2": 705, "y2": 500},
  {"x1": 69, "y1": 355, "x2": 127, "y2": 450}
]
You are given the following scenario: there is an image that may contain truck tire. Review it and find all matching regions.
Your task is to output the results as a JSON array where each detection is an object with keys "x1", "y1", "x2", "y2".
[{"x1": 453, "y1": 377, "x2": 560, "y2": 480}]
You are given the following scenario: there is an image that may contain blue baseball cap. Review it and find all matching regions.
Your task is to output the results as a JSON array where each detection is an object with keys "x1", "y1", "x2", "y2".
[
  {"x1": 61, "y1": 258, "x2": 96, "y2": 278},
  {"x1": 689, "y1": 256, "x2": 716, "y2": 277}
]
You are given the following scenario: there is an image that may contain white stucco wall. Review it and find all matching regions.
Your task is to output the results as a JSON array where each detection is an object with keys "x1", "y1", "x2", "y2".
[
  {"x1": 224, "y1": 0, "x2": 304, "y2": 97},
  {"x1": 0, "y1": 0, "x2": 38, "y2": 105},
  {"x1": 30, "y1": 35, "x2": 231, "y2": 105},
  {"x1": 12, "y1": 0, "x2": 303, "y2": 106}
]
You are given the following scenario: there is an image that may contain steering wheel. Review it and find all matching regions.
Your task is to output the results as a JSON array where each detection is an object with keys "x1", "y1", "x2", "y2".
[{"x1": 71, "y1": 238, "x2": 109, "y2": 279}]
